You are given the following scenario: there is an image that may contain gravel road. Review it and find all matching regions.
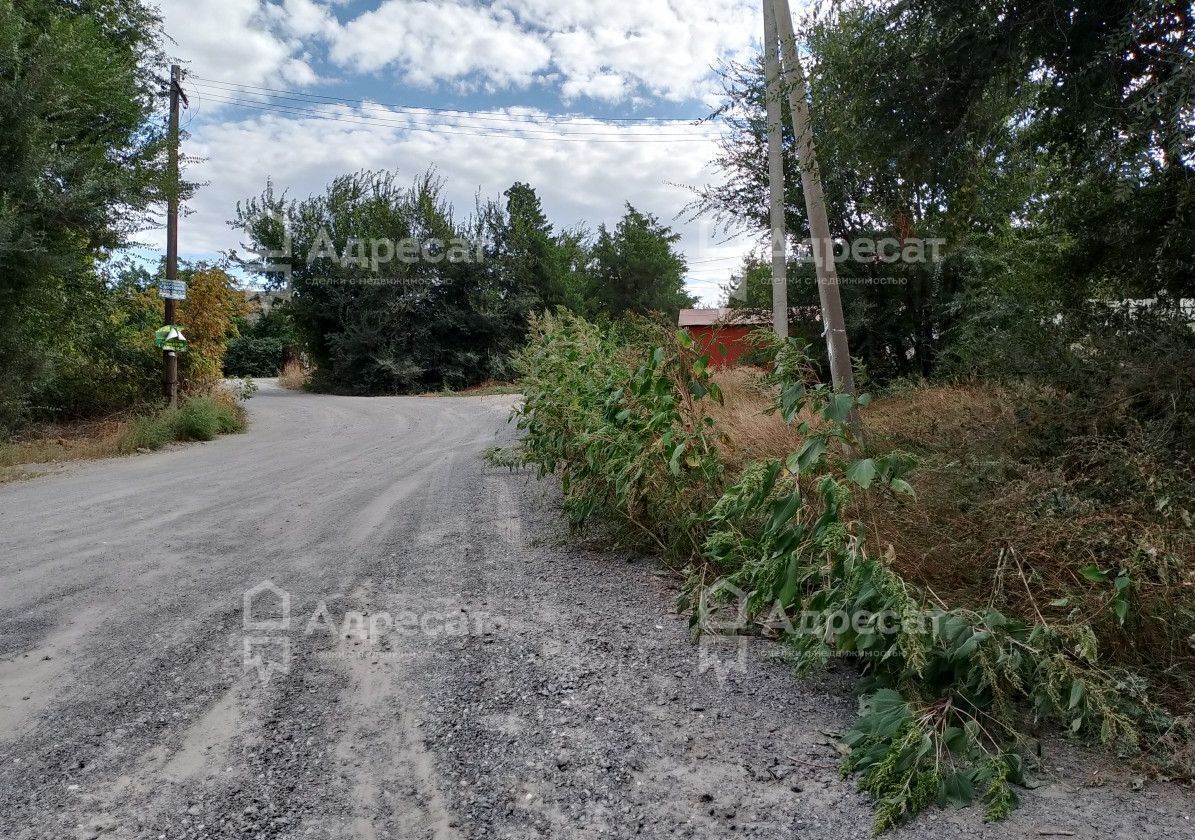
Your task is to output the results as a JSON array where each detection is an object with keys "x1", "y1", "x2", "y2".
[{"x1": 0, "y1": 380, "x2": 1190, "y2": 840}]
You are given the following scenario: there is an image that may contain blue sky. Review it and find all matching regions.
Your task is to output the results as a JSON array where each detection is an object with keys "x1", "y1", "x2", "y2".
[{"x1": 145, "y1": 0, "x2": 769, "y2": 303}]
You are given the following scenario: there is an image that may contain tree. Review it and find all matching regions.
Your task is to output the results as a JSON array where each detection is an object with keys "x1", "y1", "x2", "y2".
[
  {"x1": 497, "y1": 182, "x2": 569, "y2": 310},
  {"x1": 175, "y1": 264, "x2": 251, "y2": 388},
  {"x1": 235, "y1": 169, "x2": 522, "y2": 393},
  {"x1": 586, "y1": 204, "x2": 694, "y2": 320},
  {"x1": 0, "y1": 0, "x2": 178, "y2": 431},
  {"x1": 696, "y1": 0, "x2": 1194, "y2": 381}
]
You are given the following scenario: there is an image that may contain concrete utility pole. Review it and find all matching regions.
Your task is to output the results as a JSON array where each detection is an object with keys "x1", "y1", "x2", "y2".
[
  {"x1": 769, "y1": 0, "x2": 856, "y2": 399},
  {"x1": 763, "y1": 0, "x2": 788, "y2": 338},
  {"x1": 164, "y1": 64, "x2": 182, "y2": 407}
]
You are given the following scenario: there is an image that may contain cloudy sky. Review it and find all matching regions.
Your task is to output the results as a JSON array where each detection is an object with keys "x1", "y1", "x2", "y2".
[{"x1": 146, "y1": 0, "x2": 771, "y2": 304}]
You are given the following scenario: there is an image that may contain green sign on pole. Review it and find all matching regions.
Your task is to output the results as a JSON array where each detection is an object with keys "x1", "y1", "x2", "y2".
[{"x1": 154, "y1": 325, "x2": 188, "y2": 352}]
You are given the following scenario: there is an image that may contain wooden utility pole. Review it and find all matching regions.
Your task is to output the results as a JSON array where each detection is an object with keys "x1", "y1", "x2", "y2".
[
  {"x1": 769, "y1": 0, "x2": 856, "y2": 399},
  {"x1": 164, "y1": 63, "x2": 182, "y2": 407},
  {"x1": 763, "y1": 0, "x2": 788, "y2": 338}
]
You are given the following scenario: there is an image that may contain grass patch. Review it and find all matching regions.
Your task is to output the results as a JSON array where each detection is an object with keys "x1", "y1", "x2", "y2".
[
  {"x1": 707, "y1": 367, "x2": 1195, "y2": 715},
  {"x1": 278, "y1": 359, "x2": 311, "y2": 390},
  {"x1": 0, "y1": 393, "x2": 247, "y2": 478},
  {"x1": 120, "y1": 393, "x2": 245, "y2": 451},
  {"x1": 0, "y1": 418, "x2": 132, "y2": 469}
]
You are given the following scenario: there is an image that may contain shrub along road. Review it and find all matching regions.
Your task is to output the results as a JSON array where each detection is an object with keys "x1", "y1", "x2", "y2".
[{"x1": 0, "y1": 381, "x2": 1189, "y2": 839}]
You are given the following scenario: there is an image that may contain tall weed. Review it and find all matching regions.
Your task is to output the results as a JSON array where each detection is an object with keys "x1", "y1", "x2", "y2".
[{"x1": 514, "y1": 312, "x2": 1191, "y2": 831}]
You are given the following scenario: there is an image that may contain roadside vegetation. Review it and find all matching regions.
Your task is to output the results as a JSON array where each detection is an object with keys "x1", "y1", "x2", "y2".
[
  {"x1": 0, "y1": 0, "x2": 260, "y2": 458},
  {"x1": 1, "y1": 389, "x2": 247, "y2": 481},
  {"x1": 505, "y1": 0, "x2": 1195, "y2": 825},
  {"x1": 508, "y1": 311, "x2": 1194, "y2": 830}
]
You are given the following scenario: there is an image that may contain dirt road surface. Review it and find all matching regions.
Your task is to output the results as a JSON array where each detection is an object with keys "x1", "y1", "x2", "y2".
[{"x1": 0, "y1": 381, "x2": 1190, "y2": 839}]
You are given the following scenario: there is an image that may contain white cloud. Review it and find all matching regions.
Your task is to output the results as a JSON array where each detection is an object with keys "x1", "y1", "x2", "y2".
[
  {"x1": 134, "y1": 105, "x2": 756, "y2": 304},
  {"x1": 267, "y1": 0, "x2": 338, "y2": 39},
  {"x1": 330, "y1": 1, "x2": 551, "y2": 87},
  {"x1": 321, "y1": 0, "x2": 760, "y2": 103},
  {"x1": 519, "y1": 0, "x2": 759, "y2": 103},
  {"x1": 141, "y1": 0, "x2": 774, "y2": 303},
  {"x1": 153, "y1": 0, "x2": 320, "y2": 85}
]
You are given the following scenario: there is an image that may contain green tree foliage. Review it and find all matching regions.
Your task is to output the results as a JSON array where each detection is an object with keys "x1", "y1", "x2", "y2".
[
  {"x1": 223, "y1": 336, "x2": 283, "y2": 378},
  {"x1": 235, "y1": 172, "x2": 698, "y2": 393},
  {"x1": 697, "y1": 0, "x2": 1194, "y2": 380},
  {"x1": 0, "y1": 0, "x2": 179, "y2": 433},
  {"x1": 224, "y1": 302, "x2": 299, "y2": 377},
  {"x1": 496, "y1": 181, "x2": 570, "y2": 310},
  {"x1": 585, "y1": 204, "x2": 695, "y2": 320},
  {"x1": 236, "y1": 170, "x2": 499, "y2": 393}
]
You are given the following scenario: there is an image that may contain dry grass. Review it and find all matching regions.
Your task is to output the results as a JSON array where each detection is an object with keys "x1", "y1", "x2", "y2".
[
  {"x1": 278, "y1": 359, "x2": 311, "y2": 390},
  {"x1": 0, "y1": 417, "x2": 133, "y2": 478},
  {"x1": 703, "y1": 368, "x2": 809, "y2": 470},
  {"x1": 701, "y1": 373, "x2": 1195, "y2": 712},
  {"x1": 1, "y1": 389, "x2": 248, "y2": 482}
]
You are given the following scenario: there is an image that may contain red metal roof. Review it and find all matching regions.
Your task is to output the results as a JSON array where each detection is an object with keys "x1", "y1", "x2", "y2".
[
  {"x1": 678, "y1": 308, "x2": 771, "y2": 327},
  {"x1": 678, "y1": 307, "x2": 821, "y2": 327}
]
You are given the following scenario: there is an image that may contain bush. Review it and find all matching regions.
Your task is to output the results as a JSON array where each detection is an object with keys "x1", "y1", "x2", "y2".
[
  {"x1": 175, "y1": 397, "x2": 221, "y2": 441},
  {"x1": 117, "y1": 395, "x2": 244, "y2": 451},
  {"x1": 224, "y1": 336, "x2": 283, "y2": 377},
  {"x1": 512, "y1": 313, "x2": 1192, "y2": 831},
  {"x1": 117, "y1": 414, "x2": 176, "y2": 453},
  {"x1": 514, "y1": 310, "x2": 724, "y2": 555},
  {"x1": 278, "y1": 359, "x2": 311, "y2": 390}
]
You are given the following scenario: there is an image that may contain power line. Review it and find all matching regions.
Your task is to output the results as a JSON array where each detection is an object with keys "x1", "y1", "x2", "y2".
[
  {"x1": 192, "y1": 91, "x2": 722, "y2": 144},
  {"x1": 189, "y1": 85, "x2": 718, "y2": 138},
  {"x1": 188, "y1": 74, "x2": 711, "y2": 126}
]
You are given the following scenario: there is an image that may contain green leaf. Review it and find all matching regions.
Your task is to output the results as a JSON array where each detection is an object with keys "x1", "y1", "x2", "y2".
[
  {"x1": 888, "y1": 478, "x2": 915, "y2": 497},
  {"x1": 779, "y1": 381, "x2": 806, "y2": 420},
  {"x1": 787, "y1": 438, "x2": 827, "y2": 474},
  {"x1": 846, "y1": 458, "x2": 877, "y2": 489},
  {"x1": 668, "y1": 443, "x2": 685, "y2": 476},
  {"x1": 939, "y1": 771, "x2": 974, "y2": 808},
  {"x1": 942, "y1": 726, "x2": 968, "y2": 754},
  {"x1": 1068, "y1": 679, "x2": 1085, "y2": 709},
  {"x1": 1112, "y1": 598, "x2": 1130, "y2": 625},
  {"x1": 825, "y1": 392, "x2": 855, "y2": 424},
  {"x1": 1078, "y1": 564, "x2": 1108, "y2": 583},
  {"x1": 953, "y1": 630, "x2": 986, "y2": 661}
]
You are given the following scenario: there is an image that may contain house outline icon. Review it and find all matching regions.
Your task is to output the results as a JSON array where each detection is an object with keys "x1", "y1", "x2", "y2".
[{"x1": 243, "y1": 579, "x2": 290, "y2": 632}]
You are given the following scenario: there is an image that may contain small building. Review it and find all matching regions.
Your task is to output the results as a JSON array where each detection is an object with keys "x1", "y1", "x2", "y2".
[{"x1": 677, "y1": 308, "x2": 773, "y2": 367}]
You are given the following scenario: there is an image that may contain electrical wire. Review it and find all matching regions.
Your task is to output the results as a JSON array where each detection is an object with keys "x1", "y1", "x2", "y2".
[
  {"x1": 190, "y1": 85, "x2": 718, "y2": 139},
  {"x1": 188, "y1": 74, "x2": 712, "y2": 126},
  {"x1": 192, "y1": 90, "x2": 723, "y2": 144}
]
